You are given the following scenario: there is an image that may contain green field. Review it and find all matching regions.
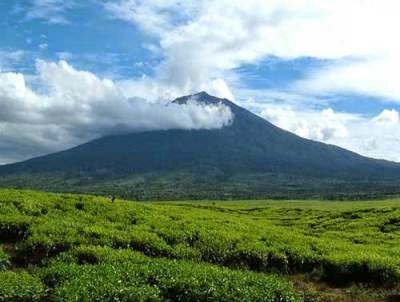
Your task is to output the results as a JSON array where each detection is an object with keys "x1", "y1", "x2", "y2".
[{"x1": 1, "y1": 189, "x2": 400, "y2": 301}]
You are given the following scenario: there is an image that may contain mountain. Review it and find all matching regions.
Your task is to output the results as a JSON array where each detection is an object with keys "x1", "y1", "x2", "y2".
[{"x1": 1, "y1": 92, "x2": 400, "y2": 200}]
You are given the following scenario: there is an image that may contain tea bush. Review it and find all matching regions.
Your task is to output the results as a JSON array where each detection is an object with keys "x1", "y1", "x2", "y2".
[
  {"x1": 0, "y1": 271, "x2": 45, "y2": 302},
  {"x1": 37, "y1": 247, "x2": 304, "y2": 302},
  {"x1": 0, "y1": 249, "x2": 10, "y2": 270},
  {"x1": 2, "y1": 189, "x2": 400, "y2": 300}
]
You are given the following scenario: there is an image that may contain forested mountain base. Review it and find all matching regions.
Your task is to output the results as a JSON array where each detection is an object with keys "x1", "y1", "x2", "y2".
[
  {"x1": 1, "y1": 171, "x2": 400, "y2": 201},
  {"x1": 1, "y1": 189, "x2": 400, "y2": 301}
]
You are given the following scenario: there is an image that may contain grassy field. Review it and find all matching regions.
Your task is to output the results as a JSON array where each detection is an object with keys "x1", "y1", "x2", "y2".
[{"x1": 1, "y1": 189, "x2": 400, "y2": 301}]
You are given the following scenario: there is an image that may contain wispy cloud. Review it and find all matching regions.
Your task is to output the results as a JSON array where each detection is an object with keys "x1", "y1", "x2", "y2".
[
  {"x1": 25, "y1": 0, "x2": 76, "y2": 24},
  {"x1": 0, "y1": 50, "x2": 27, "y2": 71}
]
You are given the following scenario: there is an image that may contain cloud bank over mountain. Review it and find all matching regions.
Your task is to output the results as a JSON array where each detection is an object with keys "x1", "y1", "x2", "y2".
[
  {"x1": 103, "y1": 0, "x2": 400, "y2": 162},
  {"x1": 0, "y1": 60, "x2": 233, "y2": 163}
]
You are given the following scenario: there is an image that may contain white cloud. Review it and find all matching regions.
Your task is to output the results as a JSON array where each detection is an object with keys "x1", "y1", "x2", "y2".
[
  {"x1": 260, "y1": 106, "x2": 349, "y2": 141},
  {"x1": 339, "y1": 112, "x2": 400, "y2": 162},
  {"x1": 105, "y1": 0, "x2": 400, "y2": 102},
  {"x1": 38, "y1": 43, "x2": 48, "y2": 51},
  {"x1": 372, "y1": 109, "x2": 400, "y2": 125},
  {"x1": 0, "y1": 60, "x2": 233, "y2": 164},
  {"x1": 25, "y1": 0, "x2": 75, "y2": 24},
  {"x1": 104, "y1": 0, "x2": 197, "y2": 35},
  {"x1": 0, "y1": 50, "x2": 26, "y2": 71},
  {"x1": 293, "y1": 56, "x2": 400, "y2": 102},
  {"x1": 260, "y1": 105, "x2": 400, "y2": 162}
]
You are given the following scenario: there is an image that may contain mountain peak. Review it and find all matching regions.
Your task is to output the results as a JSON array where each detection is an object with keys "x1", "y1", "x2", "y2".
[
  {"x1": 172, "y1": 91, "x2": 229, "y2": 106},
  {"x1": 194, "y1": 91, "x2": 212, "y2": 98}
]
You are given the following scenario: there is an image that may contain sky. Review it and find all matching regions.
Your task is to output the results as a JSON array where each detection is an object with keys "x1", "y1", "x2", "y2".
[{"x1": 1, "y1": 0, "x2": 400, "y2": 164}]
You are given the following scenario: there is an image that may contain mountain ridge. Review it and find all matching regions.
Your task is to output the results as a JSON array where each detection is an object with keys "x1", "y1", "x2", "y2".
[{"x1": 1, "y1": 92, "x2": 399, "y2": 200}]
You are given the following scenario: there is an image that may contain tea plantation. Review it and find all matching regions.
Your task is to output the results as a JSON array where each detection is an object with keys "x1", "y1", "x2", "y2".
[{"x1": 1, "y1": 189, "x2": 400, "y2": 301}]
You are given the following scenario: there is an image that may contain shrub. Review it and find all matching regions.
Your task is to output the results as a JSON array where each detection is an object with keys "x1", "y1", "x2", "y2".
[
  {"x1": 0, "y1": 216, "x2": 30, "y2": 243},
  {"x1": 2, "y1": 189, "x2": 400, "y2": 300},
  {"x1": 15, "y1": 236, "x2": 71, "y2": 265},
  {"x1": 39, "y1": 249, "x2": 304, "y2": 302},
  {"x1": 51, "y1": 264, "x2": 161, "y2": 302},
  {"x1": 0, "y1": 250, "x2": 10, "y2": 270},
  {"x1": 0, "y1": 271, "x2": 45, "y2": 302}
]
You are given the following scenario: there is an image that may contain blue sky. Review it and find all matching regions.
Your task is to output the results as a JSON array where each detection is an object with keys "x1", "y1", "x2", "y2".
[
  {"x1": 1, "y1": 0, "x2": 400, "y2": 163},
  {"x1": 0, "y1": 1, "x2": 157, "y2": 76}
]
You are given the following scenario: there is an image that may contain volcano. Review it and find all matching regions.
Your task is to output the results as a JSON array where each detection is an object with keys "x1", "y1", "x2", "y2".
[{"x1": 1, "y1": 92, "x2": 399, "y2": 200}]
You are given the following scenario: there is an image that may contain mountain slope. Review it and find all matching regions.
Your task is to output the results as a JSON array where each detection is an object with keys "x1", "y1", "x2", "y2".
[{"x1": 1, "y1": 92, "x2": 400, "y2": 199}]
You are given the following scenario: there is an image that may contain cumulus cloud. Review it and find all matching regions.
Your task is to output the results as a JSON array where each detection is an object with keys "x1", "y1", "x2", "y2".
[
  {"x1": 260, "y1": 106, "x2": 349, "y2": 141},
  {"x1": 261, "y1": 105, "x2": 400, "y2": 162},
  {"x1": 0, "y1": 60, "x2": 233, "y2": 164},
  {"x1": 106, "y1": 0, "x2": 296, "y2": 100},
  {"x1": 340, "y1": 112, "x2": 400, "y2": 162},
  {"x1": 105, "y1": 0, "x2": 400, "y2": 102},
  {"x1": 372, "y1": 109, "x2": 400, "y2": 125}
]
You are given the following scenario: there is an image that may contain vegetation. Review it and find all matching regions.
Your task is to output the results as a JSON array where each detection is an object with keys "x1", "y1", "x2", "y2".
[
  {"x1": 0, "y1": 271, "x2": 45, "y2": 302},
  {"x1": 0, "y1": 249, "x2": 10, "y2": 270},
  {"x1": 1, "y1": 170, "x2": 400, "y2": 201},
  {"x1": 1, "y1": 189, "x2": 400, "y2": 301},
  {"x1": 37, "y1": 247, "x2": 303, "y2": 301}
]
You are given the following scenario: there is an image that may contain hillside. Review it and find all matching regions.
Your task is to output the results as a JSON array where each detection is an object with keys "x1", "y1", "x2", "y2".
[
  {"x1": 1, "y1": 92, "x2": 400, "y2": 199},
  {"x1": 1, "y1": 189, "x2": 400, "y2": 301}
]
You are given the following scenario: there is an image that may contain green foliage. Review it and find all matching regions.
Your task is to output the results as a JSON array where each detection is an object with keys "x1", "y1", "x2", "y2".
[
  {"x1": 2, "y1": 189, "x2": 400, "y2": 300},
  {"x1": 1, "y1": 171, "x2": 400, "y2": 201},
  {"x1": 0, "y1": 271, "x2": 45, "y2": 302},
  {"x1": 38, "y1": 247, "x2": 302, "y2": 302},
  {"x1": 0, "y1": 249, "x2": 10, "y2": 270}
]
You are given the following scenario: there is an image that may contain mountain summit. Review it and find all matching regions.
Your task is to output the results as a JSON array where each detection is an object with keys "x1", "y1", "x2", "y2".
[
  {"x1": 1, "y1": 92, "x2": 400, "y2": 199},
  {"x1": 173, "y1": 91, "x2": 232, "y2": 106}
]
